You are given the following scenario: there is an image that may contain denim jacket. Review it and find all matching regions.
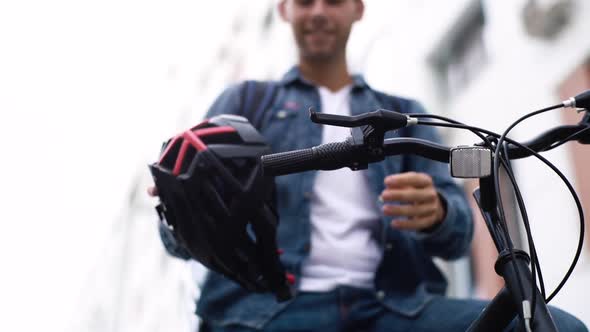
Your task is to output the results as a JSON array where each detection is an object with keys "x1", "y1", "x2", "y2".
[{"x1": 159, "y1": 67, "x2": 473, "y2": 329}]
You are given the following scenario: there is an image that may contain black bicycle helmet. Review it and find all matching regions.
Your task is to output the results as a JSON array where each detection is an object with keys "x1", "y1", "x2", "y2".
[{"x1": 149, "y1": 114, "x2": 293, "y2": 301}]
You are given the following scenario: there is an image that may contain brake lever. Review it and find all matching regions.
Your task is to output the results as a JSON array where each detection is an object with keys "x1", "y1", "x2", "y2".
[
  {"x1": 309, "y1": 107, "x2": 412, "y2": 130},
  {"x1": 308, "y1": 107, "x2": 417, "y2": 170}
]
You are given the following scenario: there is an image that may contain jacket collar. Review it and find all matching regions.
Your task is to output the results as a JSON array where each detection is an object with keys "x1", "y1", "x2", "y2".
[{"x1": 279, "y1": 66, "x2": 368, "y2": 91}]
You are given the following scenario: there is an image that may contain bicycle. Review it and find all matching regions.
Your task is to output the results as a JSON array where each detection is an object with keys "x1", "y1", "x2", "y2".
[{"x1": 259, "y1": 90, "x2": 590, "y2": 332}]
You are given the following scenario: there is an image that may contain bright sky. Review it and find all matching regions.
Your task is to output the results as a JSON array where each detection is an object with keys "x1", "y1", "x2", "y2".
[{"x1": 0, "y1": 1, "x2": 239, "y2": 330}]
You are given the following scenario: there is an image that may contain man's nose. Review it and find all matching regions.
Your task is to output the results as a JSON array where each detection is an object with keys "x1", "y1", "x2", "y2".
[{"x1": 309, "y1": 0, "x2": 328, "y2": 16}]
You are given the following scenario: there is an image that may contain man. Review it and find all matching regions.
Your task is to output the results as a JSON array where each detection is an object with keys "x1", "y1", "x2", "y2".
[{"x1": 155, "y1": 0, "x2": 587, "y2": 331}]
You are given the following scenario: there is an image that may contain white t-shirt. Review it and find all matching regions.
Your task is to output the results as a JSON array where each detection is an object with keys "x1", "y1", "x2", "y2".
[{"x1": 299, "y1": 85, "x2": 383, "y2": 291}]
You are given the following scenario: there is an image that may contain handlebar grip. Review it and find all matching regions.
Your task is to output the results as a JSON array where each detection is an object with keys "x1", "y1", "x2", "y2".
[{"x1": 261, "y1": 141, "x2": 357, "y2": 176}]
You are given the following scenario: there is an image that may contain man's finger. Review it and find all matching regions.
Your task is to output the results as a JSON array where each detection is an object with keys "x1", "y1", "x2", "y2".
[
  {"x1": 384, "y1": 172, "x2": 433, "y2": 189},
  {"x1": 382, "y1": 202, "x2": 437, "y2": 218},
  {"x1": 380, "y1": 188, "x2": 437, "y2": 203},
  {"x1": 147, "y1": 186, "x2": 159, "y2": 197}
]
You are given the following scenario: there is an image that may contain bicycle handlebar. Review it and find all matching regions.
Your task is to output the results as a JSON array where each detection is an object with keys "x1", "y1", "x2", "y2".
[
  {"x1": 261, "y1": 140, "x2": 361, "y2": 176},
  {"x1": 261, "y1": 124, "x2": 588, "y2": 177}
]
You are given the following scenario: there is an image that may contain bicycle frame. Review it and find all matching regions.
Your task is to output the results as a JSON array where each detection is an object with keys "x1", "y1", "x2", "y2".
[{"x1": 466, "y1": 181, "x2": 557, "y2": 331}]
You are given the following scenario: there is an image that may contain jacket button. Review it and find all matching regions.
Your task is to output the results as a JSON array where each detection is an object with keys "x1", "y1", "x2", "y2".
[
  {"x1": 385, "y1": 243, "x2": 393, "y2": 251},
  {"x1": 376, "y1": 290, "x2": 385, "y2": 300},
  {"x1": 303, "y1": 191, "x2": 313, "y2": 200}
]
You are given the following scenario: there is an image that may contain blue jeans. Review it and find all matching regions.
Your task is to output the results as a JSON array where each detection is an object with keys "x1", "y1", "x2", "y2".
[{"x1": 203, "y1": 286, "x2": 587, "y2": 332}]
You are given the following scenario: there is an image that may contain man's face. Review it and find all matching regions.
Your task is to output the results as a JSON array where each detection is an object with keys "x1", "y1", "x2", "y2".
[{"x1": 279, "y1": 0, "x2": 364, "y2": 62}]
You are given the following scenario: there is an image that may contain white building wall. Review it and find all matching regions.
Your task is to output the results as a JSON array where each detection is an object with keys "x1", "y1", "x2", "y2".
[
  {"x1": 70, "y1": 172, "x2": 199, "y2": 332},
  {"x1": 379, "y1": 0, "x2": 590, "y2": 325}
]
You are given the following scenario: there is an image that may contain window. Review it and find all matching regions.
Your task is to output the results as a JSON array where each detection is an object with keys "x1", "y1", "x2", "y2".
[{"x1": 430, "y1": 1, "x2": 488, "y2": 100}]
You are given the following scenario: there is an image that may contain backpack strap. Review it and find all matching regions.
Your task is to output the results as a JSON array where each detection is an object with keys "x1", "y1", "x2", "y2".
[{"x1": 238, "y1": 80, "x2": 279, "y2": 130}]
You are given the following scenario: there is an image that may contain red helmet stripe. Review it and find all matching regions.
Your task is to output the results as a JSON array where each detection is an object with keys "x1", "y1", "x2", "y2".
[
  {"x1": 183, "y1": 130, "x2": 207, "y2": 151},
  {"x1": 160, "y1": 125, "x2": 238, "y2": 175},
  {"x1": 193, "y1": 126, "x2": 237, "y2": 137},
  {"x1": 172, "y1": 140, "x2": 191, "y2": 175}
]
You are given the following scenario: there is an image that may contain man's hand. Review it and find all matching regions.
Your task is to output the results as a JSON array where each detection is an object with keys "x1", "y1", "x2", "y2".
[
  {"x1": 380, "y1": 172, "x2": 446, "y2": 231},
  {"x1": 147, "y1": 186, "x2": 158, "y2": 197}
]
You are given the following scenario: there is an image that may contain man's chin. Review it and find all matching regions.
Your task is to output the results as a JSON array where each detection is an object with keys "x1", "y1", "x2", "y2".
[{"x1": 301, "y1": 50, "x2": 338, "y2": 62}]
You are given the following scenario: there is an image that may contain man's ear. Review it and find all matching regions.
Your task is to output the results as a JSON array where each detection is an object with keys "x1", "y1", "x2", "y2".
[
  {"x1": 354, "y1": 0, "x2": 365, "y2": 22},
  {"x1": 278, "y1": 0, "x2": 290, "y2": 22}
]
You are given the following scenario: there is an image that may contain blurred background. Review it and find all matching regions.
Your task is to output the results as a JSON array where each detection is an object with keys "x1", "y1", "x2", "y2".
[{"x1": 1, "y1": 0, "x2": 589, "y2": 331}]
